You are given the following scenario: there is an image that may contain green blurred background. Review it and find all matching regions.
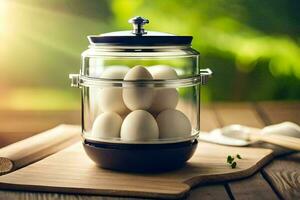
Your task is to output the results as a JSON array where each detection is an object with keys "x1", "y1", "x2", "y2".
[{"x1": 1, "y1": 0, "x2": 299, "y2": 110}]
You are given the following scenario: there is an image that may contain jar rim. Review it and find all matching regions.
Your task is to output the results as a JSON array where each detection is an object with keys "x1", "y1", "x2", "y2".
[
  {"x1": 69, "y1": 69, "x2": 212, "y2": 88},
  {"x1": 87, "y1": 44, "x2": 192, "y2": 49}
]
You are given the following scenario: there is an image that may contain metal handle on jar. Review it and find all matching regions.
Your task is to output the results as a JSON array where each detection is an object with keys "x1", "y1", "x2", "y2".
[
  {"x1": 69, "y1": 74, "x2": 81, "y2": 88},
  {"x1": 199, "y1": 68, "x2": 213, "y2": 85}
]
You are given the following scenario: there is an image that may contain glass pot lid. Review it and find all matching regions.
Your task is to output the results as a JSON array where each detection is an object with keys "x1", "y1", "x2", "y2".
[{"x1": 88, "y1": 16, "x2": 193, "y2": 46}]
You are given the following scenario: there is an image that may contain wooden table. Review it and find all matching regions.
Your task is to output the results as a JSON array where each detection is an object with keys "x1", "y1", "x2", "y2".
[{"x1": 0, "y1": 102, "x2": 299, "y2": 200}]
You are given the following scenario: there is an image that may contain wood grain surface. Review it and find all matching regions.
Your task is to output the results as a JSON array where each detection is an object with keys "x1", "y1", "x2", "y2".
[
  {"x1": 0, "y1": 125, "x2": 81, "y2": 175},
  {"x1": 257, "y1": 102, "x2": 300, "y2": 125},
  {"x1": 0, "y1": 110, "x2": 80, "y2": 148},
  {"x1": 228, "y1": 173, "x2": 279, "y2": 200},
  {"x1": 257, "y1": 102, "x2": 300, "y2": 200},
  {"x1": 0, "y1": 141, "x2": 272, "y2": 199},
  {"x1": 187, "y1": 185, "x2": 230, "y2": 200},
  {"x1": 188, "y1": 106, "x2": 230, "y2": 199},
  {"x1": 263, "y1": 153, "x2": 300, "y2": 200},
  {"x1": 214, "y1": 103, "x2": 280, "y2": 200}
]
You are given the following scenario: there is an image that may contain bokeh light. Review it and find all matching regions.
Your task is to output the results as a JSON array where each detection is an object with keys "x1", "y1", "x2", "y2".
[{"x1": 0, "y1": 0, "x2": 299, "y2": 110}]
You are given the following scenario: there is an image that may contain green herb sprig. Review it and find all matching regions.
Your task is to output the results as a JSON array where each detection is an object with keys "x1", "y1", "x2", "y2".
[
  {"x1": 227, "y1": 155, "x2": 234, "y2": 164},
  {"x1": 226, "y1": 154, "x2": 242, "y2": 168}
]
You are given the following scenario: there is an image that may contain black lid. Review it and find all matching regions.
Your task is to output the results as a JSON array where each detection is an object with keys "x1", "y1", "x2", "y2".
[{"x1": 88, "y1": 16, "x2": 193, "y2": 46}]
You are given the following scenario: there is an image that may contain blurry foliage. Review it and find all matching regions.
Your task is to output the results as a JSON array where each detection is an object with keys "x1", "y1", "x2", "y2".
[
  {"x1": 112, "y1": 0, "x2": 300, "y2": 101},
  {"x1": 0, "y1": 0, "x2": 299, "y2": 109}
]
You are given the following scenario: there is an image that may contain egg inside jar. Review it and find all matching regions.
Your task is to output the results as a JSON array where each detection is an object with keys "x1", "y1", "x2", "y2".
[
  {"x1": 70, "y1": 16, "x2": 212, "y2": 171},
  {"x1": 91, "y1": 65, "x2": 192, "y2": 142}
]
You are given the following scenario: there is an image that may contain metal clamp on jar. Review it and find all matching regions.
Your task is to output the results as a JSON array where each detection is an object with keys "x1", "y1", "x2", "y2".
[{"x1": 70, "y1": 16, "x2": 212, "y2": 172}]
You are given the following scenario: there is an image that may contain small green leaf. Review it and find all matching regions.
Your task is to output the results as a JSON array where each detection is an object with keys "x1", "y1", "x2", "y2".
[
  {"x1": 237, "y1": 154, "x2": 242, "y2": 159},
  {"x1": 231, "y1": 162, "x2": 237, "y2": 169},
  {"x1": 227, "y1": 155, "x2": 234, "y2": 164}
]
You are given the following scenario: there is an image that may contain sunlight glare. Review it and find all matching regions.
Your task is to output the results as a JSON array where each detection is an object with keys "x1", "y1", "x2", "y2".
[{"x1": 0, "y1": 0, "x2": 8, "y2": 35}]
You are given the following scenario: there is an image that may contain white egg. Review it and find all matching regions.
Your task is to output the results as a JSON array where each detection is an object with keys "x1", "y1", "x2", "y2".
[
  {"x1": 156, "y1": 109, "x2": 192, "y2": 139},
  {"x1": 147, "y1": 65, "x2": 178, "y2": 79},
  {"x1": 89, "y1": 88, "x2": 102, "y2": 117},
  {"x1": 101, "y1": 66, "x2": 129, "y2": 79},
  {"x1": 149, "y1": 89, "x2": 179, "y2": 114},
  {"x1": 99, "y1": 66, "x2": 129, "y2": 114},
  {"x1": 121, "y1": 110, "x2": 159, "y2": 141},
  {"x1": 99, "y1": 88, "x2": 130, "y2": 114},
  {"x1": 147, "y1": 65, "x2": 179, "y2": 114},
  {"x1": 92, "y1": 112, "x2": 123, "y2": 139},
  {"x1": 123, "y1": 66, "x2": 154, "y2": 110}
]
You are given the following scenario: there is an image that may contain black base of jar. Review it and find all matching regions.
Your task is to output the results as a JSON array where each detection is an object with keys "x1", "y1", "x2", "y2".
[{"x1": 83, "y1": 139, "x2": 198, "y2": 173}]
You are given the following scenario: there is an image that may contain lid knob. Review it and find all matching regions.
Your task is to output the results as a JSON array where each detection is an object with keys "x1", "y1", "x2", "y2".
[{"x1": 128, "y1": 16, "x2": 149, "y2": 36}]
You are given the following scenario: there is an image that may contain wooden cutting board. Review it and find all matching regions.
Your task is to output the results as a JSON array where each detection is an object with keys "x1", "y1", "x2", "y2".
[{"x1": 0, "y1": 142, "x2": 273, "y2": 199}]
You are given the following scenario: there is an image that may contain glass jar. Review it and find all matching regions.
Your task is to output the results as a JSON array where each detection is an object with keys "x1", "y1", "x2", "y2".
[{"x1": 70, "y1": 16, "x2": 212, "y2": 172}]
